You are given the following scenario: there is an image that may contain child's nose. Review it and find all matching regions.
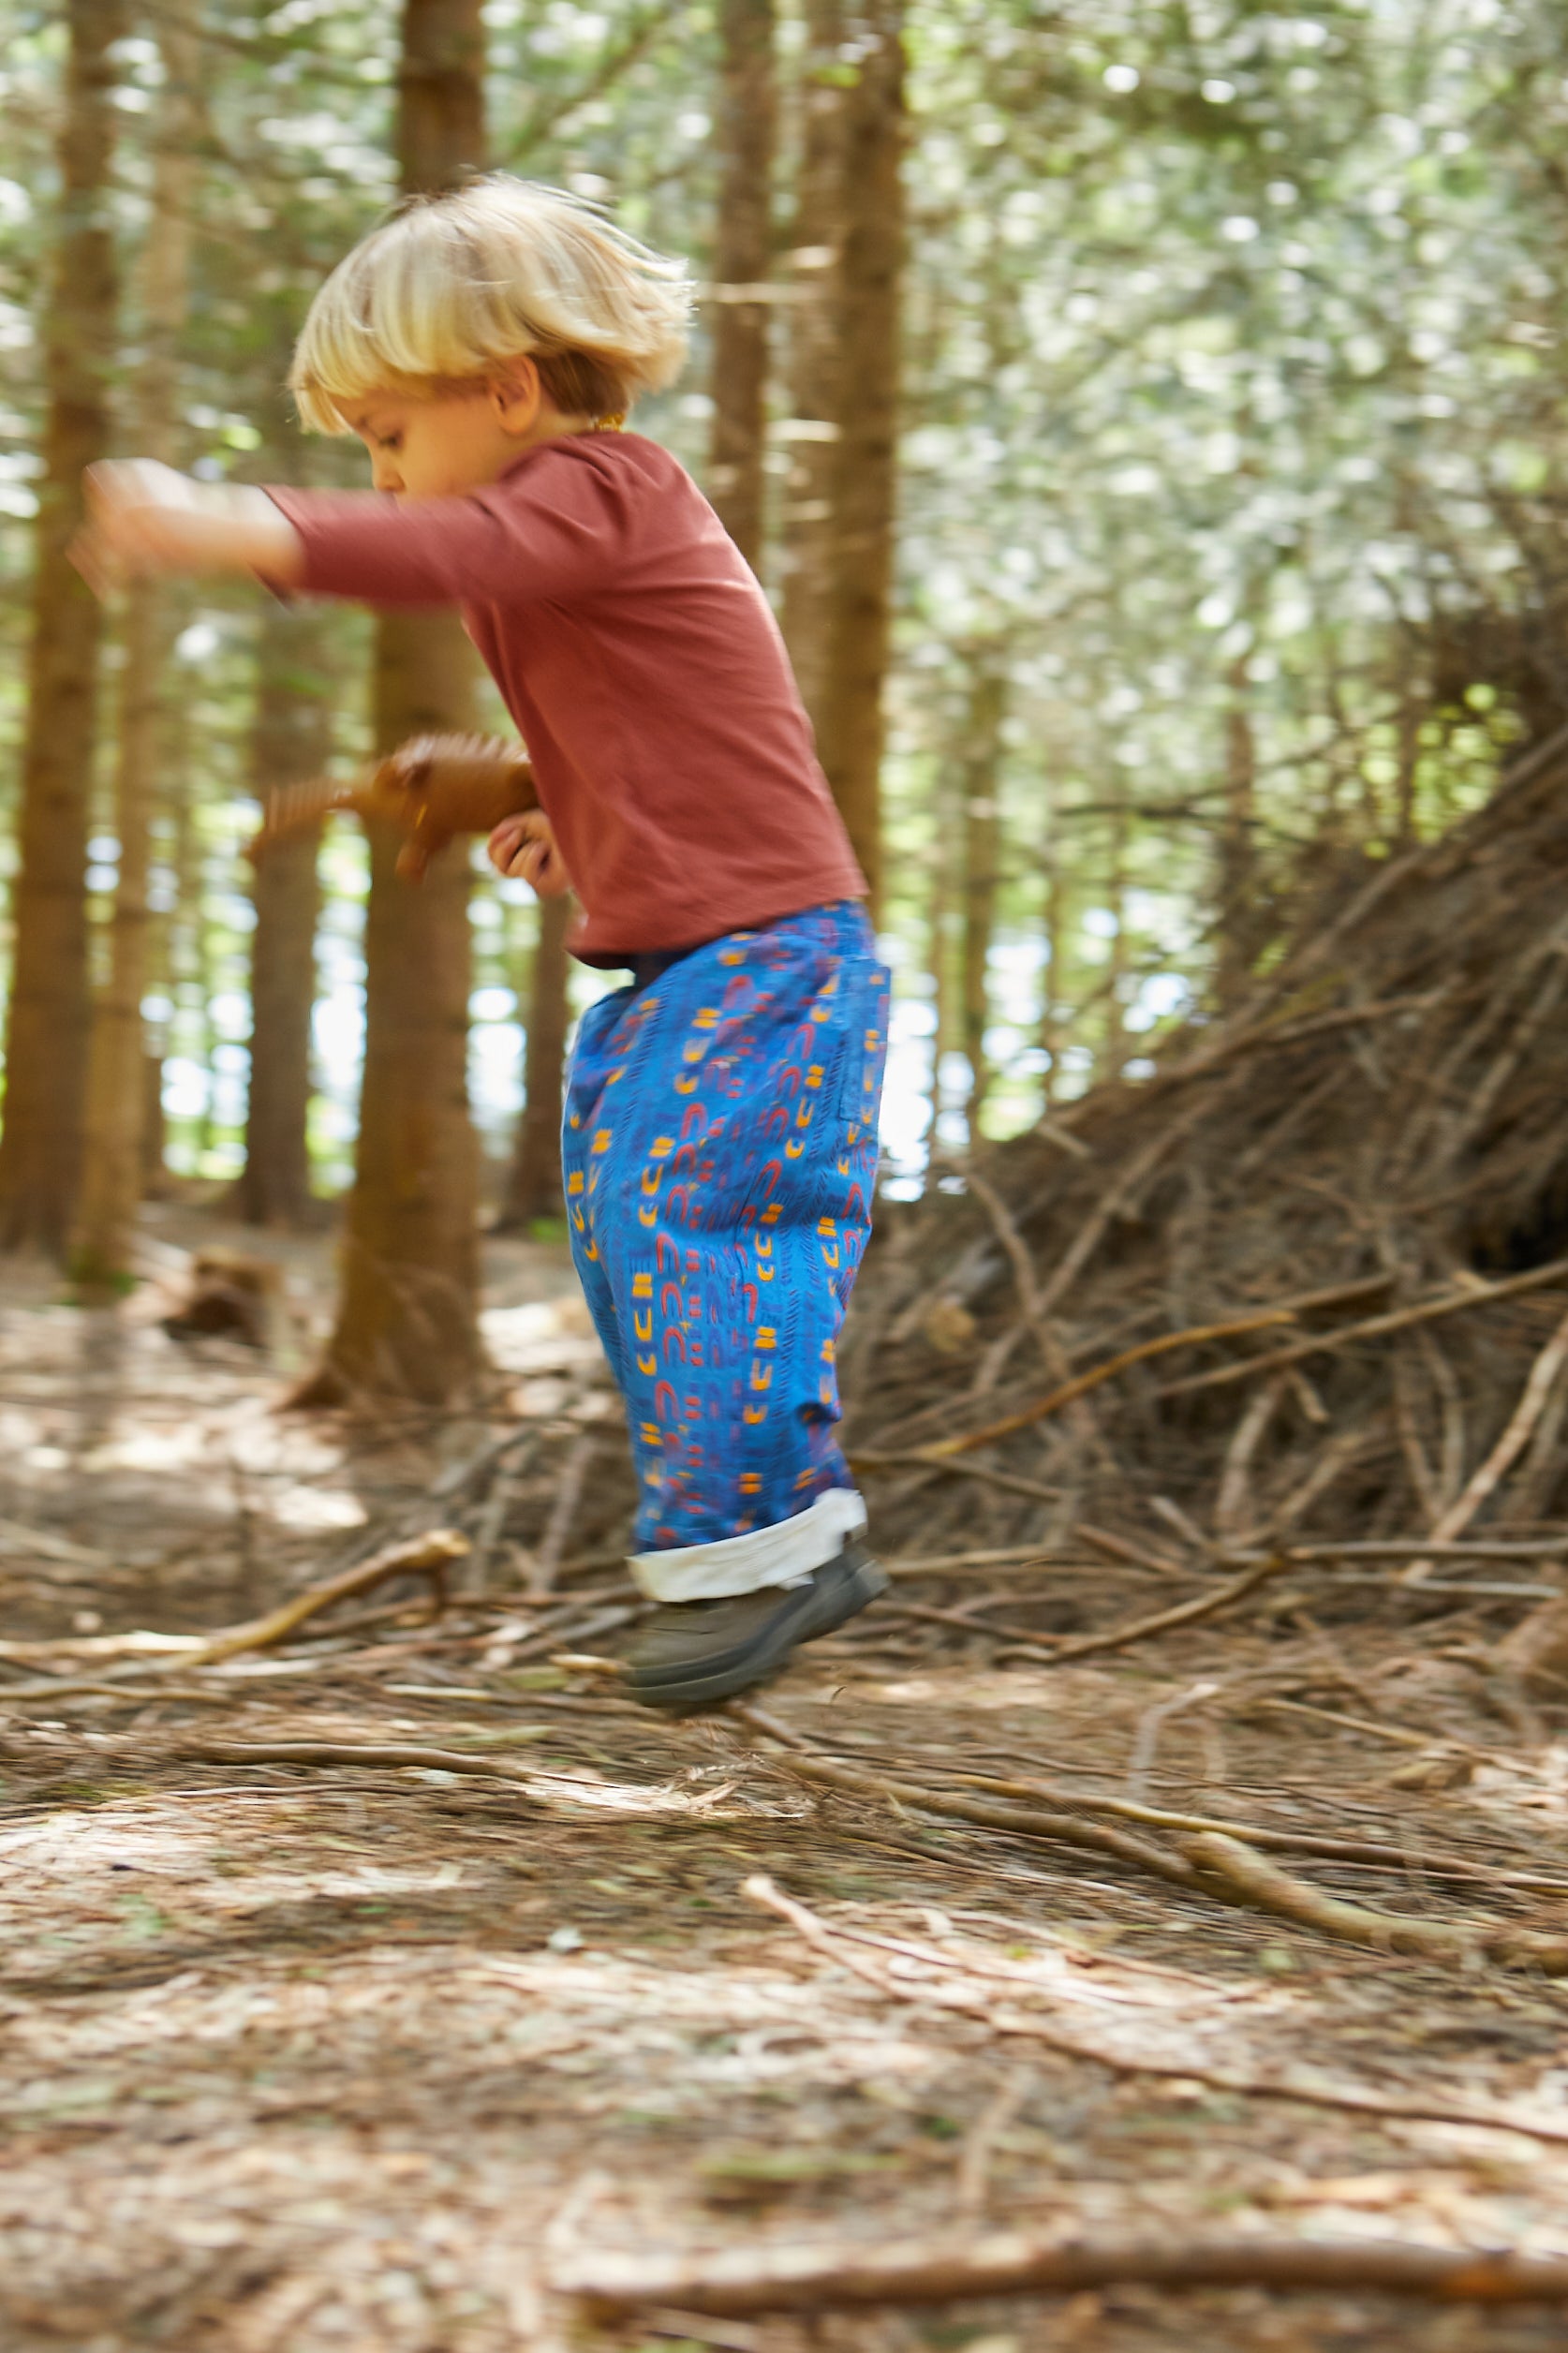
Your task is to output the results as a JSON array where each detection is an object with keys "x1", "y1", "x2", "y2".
[{"x1": 370, "y1": 456, "x2": 404, "y2": 496}]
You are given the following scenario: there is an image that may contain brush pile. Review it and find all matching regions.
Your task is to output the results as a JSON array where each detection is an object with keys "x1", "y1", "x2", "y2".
[{"x1": 839, "y1": 722, "x2": 1568, "y2": 1607}]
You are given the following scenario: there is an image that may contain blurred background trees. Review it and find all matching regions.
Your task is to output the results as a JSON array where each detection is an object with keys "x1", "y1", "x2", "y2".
[{"x1": 0, "y1": 0, "x2": 1561, "y2": 1397}]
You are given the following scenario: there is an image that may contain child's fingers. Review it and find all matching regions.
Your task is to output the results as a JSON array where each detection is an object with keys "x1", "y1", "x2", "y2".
[
  {"x1": 488, "y1": 809, "x2": 570, "y2": 895},
  {"x1": 486, "y1": 815, "x2": 534, "y2": 876},
  {"x1": 487, "y1": 811, "x2": 534, "y2": 856}
]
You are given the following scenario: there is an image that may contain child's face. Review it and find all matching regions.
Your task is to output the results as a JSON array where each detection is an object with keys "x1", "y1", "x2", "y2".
[{"x1": 341, "y1": 378, "x2": 540, "y2": 499}]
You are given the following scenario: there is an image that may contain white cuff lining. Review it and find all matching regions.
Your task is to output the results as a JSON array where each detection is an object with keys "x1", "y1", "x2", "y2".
[{"x1": 631, "y1": 1488, "x2": 868, "y2": 1603}]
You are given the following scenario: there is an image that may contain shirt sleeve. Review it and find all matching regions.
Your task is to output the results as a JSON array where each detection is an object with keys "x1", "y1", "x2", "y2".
[{"x1": 262, "y1": 445, "x2": 634, "y2": 610}]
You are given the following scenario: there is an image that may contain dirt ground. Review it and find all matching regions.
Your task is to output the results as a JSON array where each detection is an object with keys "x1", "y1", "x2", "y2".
[{"x1": 2, "y1": 1206, "x2": 1567, "y2": 2352}]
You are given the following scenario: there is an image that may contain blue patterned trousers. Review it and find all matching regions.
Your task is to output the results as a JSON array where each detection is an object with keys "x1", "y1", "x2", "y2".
[{"x1": 562, "y1": 901, "x2": 889, "y2": 1567}]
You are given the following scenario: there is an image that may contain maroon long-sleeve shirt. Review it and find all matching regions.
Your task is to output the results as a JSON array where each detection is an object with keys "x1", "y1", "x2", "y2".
[{"x1": 264, "y1": 432, "x2": 866, "y2": 967}]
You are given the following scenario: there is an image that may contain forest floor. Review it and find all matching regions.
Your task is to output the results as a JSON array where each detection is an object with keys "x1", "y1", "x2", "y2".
[{"x1": 2, "y1": 1205, "x2": 1568, "y2": 2353}]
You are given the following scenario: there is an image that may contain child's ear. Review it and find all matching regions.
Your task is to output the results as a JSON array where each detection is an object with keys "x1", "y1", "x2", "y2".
[{"x1": 492, "y1": 361, "x2": 543, "y2": 437}]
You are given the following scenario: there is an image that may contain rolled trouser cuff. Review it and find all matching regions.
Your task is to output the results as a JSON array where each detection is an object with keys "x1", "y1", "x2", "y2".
[{"x1": 630, "y1": 1488, "x2": 868, "y2": 1603}]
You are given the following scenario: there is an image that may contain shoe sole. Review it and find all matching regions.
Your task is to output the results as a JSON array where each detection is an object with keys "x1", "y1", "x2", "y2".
[{"x1": 628, "y1": 1550, "x2": 887, "y2": 1715}]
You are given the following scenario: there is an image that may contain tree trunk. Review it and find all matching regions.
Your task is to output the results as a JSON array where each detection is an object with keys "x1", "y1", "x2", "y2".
[
  {"x1": 72, "y1": 11, "x2": 197, "y2": 1292},
  {"x1": 0, "y1": 0, "x2": 124, "y2": 1256},
  {"x1": 1039, "y1": 784, "x2": 1066, "y2": 1114},
  {"x1": 1100, "y1": 773, "x2": 1130, "y2": 1084},
  {"x1": 959, "y1": 664, "x2": 1005, "y2": 1139},
  {"x1": 498, "y1": 891, "x2": 571, "y2": 1231},
  {"x1": 303, "y1": 0, "x2": 487, "y2": 1406},
  {"x1": 814, "y1": 0, "x2": 903, "y2": 917},
  {"x1": 140, "y1": 690, "x2": 190, "y2": 1196},
  {"x1": 316, "y1": 673, "x2": 482, "y2": 1403},
  {"x1": 1216, "y1": 648, "x2": 1255, "y2": 1010},
  {"x1": 778, "y1": 0, "x2": 846, "y2": 730},
  {"x1": 707, "y1": 0, "x2": 776, "y2": 570},
  {"x1": 235, "y1": 599, "x2": 331, "y2": 1228},
  {"x1": 923, "y1": 803, "x2": 952, "y2": 1186},
  {"x1": 1395, "y1": 688, "x2": 1421, "y2": 846}
]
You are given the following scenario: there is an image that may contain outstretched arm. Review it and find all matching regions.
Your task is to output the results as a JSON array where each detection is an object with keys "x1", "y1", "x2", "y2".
[{"x1": 75, "y1": 461, "x2": 306, "y2": 591}]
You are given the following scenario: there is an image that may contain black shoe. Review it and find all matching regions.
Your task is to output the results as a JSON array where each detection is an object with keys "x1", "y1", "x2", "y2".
[{"x1": 623, "y1": 1538, "x2": 887, "y2": 1714}]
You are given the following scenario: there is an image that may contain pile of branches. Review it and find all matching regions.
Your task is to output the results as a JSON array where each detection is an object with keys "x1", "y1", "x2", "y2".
[{"x1": 842, "y1": 721, "x2": 1568, "y2": 1610}]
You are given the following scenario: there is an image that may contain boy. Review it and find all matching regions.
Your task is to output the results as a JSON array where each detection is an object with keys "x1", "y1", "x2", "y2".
[{"x1": 80, "y1": 176, "x2": 889, "y2": 1713}]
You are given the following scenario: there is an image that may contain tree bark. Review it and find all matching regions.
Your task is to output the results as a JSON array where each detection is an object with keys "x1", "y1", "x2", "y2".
[
  {"x1": 922, "y1": 796, "x2": 953, "y2": 1186},
  {"x1": 706, "y1": 0, "x2": 776, "y2": 570},
  {"x1": 1039, "y1": 785, "x2": 1066, "y2": 1114},
  {"x1": 778, "y1": 0, "x2": 846, "y2": 731},
  {"x1": 72, "y1": 11, "x2": 198, "y2": 1292},
  {"x1": 814, "y1": 0, "x2": 903, "y2": 918},
  {"x1": 959, "y1": 664, "x2": 1004, "y2": 1138},
  {"x1": 235, "y1": 599, "x2": 331, "y2": 1228},
  {"x1": 1098, "y1": 764, "x2": 1129, "y2": 1085},
  {"x1": 498, "y1": 891, "x2": 571, "y2": 1231},
  {"x1": 1216, "y1": 647, "x2": 1255, "y2": 1010},
  {"x1": 303, "y1": 0, "x2": 488, "y2": 1405},
  {"x1": 0, "y1": 0, "x2": 124, "y2": 1255}
]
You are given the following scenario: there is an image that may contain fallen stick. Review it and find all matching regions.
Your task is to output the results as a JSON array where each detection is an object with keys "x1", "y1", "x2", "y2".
[
  {"x1": 728, "y1": 1707, "x2": 1201, "y2": 1889},
  {"x1": 1038, "y1": 1552, "x2": 1291, "y2": 1662},
  {"x1": 908, "y1": 1275, "x2": 1392, "y2": 1461},
  {"x1": 556, "y1": 2231, "x2": 1568, "y2": 2317},
  {"x1": 1282, "y1": 1537, "x2": 1568, "y2": 1561},
  {"x1": 0, "y1": 1530, "x2": 467, "y2": 1673},
  {"x1": 1160, "y1": 1256, "x2": 1568, "y2": 1400},
  {"x1": 883, "y1": 1545, "x2": 1060, "y2": 1576},
  {"x1": 851, "y1": 1450, "x2": 1064, "y2": 1506},
  {"x1": 741, "y1": 1876, "x2": 1568, "y2": 2150},
  {"x1": 732, "y1": 1709, "x2": 1568, "y2": 1976},
  {"x1": 734, "y1": 1704, "x2": 1568, "y2": 1895},
  {"x1": 1243, "y1": 1694, "x2": 1516, "y2": 1769},
  {"x1": 922, "y1": 1768, "x2": 1568, "y2": 1896},
  {"x1": 1403, "y1": 1296, "x2": 1568, "y2": 1582},
  {"x1": 184, "y1": 1530, "x2": 468, "y2": 1667},
  {"x1": 1076, "y1": 1521, "x2": 1191, "y2": 1576},
  {"x1": 853, "y1": 1557, "x2": 1286, "y2": 1667},
  {"x1": 0, "y1": 1678, "x2": 242, "y2": 1706},
  {"x1": 169, "y1": 1738, "x2": 545, "y2": 1783},
  {"x1": 1184, "y1": 1832, "x2": 1568, "y2": 1974}
]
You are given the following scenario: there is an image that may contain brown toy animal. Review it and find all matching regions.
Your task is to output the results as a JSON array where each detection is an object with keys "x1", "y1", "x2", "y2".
[{"x1": 252, "y1": 733, "x2": 538, "y2": 880}]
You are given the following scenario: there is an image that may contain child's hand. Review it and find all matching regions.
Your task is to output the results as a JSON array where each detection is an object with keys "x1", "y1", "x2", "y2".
[
  {"x1": 72, "y1": 460, "x2": 304, "y2": 593},
  {"x1": 488, "y1": 808, "x2": 572, "y2": 896}
]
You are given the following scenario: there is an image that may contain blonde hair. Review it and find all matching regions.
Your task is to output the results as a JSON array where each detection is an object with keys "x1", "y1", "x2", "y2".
[{"x1": 288, "y1": 175, "x2": 692, "y2": 432}]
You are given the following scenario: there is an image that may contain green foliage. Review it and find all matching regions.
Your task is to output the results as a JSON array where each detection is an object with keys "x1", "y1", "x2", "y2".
[{"x1": 2, "y1": 0, "x2": 1564, "y2": 1194}]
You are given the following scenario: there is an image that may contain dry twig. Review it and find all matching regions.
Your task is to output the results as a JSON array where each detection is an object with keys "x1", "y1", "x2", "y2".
[
  {"x1": 557, "y1": 2229, "x2": 1568, "y2": 2317},
  {"x1": 1184, "y1": 1832, "x2": 1568, "y2": 1972},
  {"x1": 740, "y1": 1876, "x2": 1568, "y2": 2146}
]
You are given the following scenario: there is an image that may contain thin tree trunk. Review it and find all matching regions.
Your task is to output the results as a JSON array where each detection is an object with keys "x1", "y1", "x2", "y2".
[
  {"x1": 235, "y1": 599, "x2": 331, "y2": 1228},
  {"x1": 1216, "y1": 647, "x2": 1255, "y2": 1010},
  {"x1": 0, "y1": 0, "x2": 124, "y2": 1255},
  {"x1": 778, "y1": 0, "x2": 846, "y2": 732},
  {"x1": 814, "y1": 0, "x2": 903, "y2": 917},
  {"x1": 707, "y1": 0, "x2": 776, "y2": 570},
  {"x1": 73, "y1": 12, "x2": 197, "y2": 1292},
  {"x1": 1100, "y1": 772, "x2": 1129, "y2": 1084},
  {"x1": 959, "y1": 664, "x2": 1004, "y2": 1139},
  {"x1": 1040, "y1": 785, "x2": 1066, "y2": 1115},
  {"x1": 923, "y1": 818, "x2": 951, "y2": 1187},
  {"x1": 498, "y1": 891, "x2": 570, "y2": 1231},
  {"x1": 140, "y1": 690, "x2": 190, "y2": 1196},
  {"x1": 303, "y1": 0, "x2": 487, "y2": 1406},
  {"x1": 1395, "y1": 688, "x2": 1421, "y2": 845},
  {"x1": 168, "y1": 741, "x2": 202, "y2": 1173}
]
